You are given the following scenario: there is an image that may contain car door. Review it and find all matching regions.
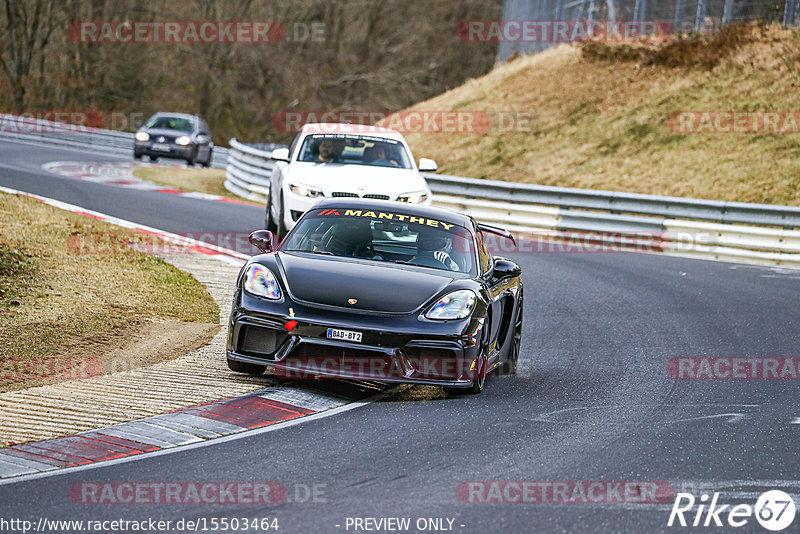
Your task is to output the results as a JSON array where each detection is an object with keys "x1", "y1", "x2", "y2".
[
  {"x1": 196, "y1": 120, "x2": 212, "y2": 160},
  {"x1": 476, "y1": 228, "x2": 505, "y2": 364}
]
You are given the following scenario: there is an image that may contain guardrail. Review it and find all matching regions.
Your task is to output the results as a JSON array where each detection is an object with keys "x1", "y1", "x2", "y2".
[
  {"x1": 225, "y1": 138, "x2": 800, "y2": 268},
  {"x1": 0, "y1": 113, "x2": 228, "y2": 168}
]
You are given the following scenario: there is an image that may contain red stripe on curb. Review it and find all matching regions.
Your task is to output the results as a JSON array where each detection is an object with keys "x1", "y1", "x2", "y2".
[
  {"x1": 0, "y1": 448, "x2": 71, "y2": 467},
  {"x1": 154, "y1": 189, "x2": 184, "y2": 194},
  {"x1": 187, "y1": 397, "x2": 308, "y2": 429},
  {"x1": 15, "y1": 444, "x2": 90, "y2": 465},
  {"x1": 22, "y1": 437, "x2": 129, "y2": 462},
  {"x1": 83, "y1": 433, "x2": 160, "y2": 452}
]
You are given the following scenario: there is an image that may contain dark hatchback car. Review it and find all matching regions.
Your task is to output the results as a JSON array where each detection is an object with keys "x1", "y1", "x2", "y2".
[{"x1": 134, "y1": 112, "x2": 213, "y2": 166}]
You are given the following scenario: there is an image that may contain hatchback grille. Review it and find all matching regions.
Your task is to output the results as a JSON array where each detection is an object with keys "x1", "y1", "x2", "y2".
[
  {"x1": 331, "y1": 192, "x2": 359, "y2": 198},
  {"x1": 363, "y1": 194, "x2": 390, "y2": 200}
]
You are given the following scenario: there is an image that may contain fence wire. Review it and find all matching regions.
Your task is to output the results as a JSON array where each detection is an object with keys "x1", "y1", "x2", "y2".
[{"x1": 498, "y1": 0, "x2": 798, "y2": 60}]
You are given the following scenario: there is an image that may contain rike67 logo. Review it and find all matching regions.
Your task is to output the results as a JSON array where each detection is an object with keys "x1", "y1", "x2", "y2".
[{"x1": 668, "y1": 490, "x2": 795, "y2": 531}]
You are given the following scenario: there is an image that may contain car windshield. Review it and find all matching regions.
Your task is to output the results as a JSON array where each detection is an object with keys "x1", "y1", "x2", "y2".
[
  {"x1": 281, "y1": 208, "x2": 477, "y2": 276},
  {"x1": 297, "y1": 134, "x2": 413, "y2": 169},
  {"x1": 144, "y1": 116, "x2": 195, "y2": 132}
]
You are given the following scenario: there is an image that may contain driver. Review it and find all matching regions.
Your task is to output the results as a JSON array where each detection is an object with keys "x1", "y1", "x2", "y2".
[
  {"x1": 414, "y1": 229, "x2": 460, "y2": 271},
  {"x1": 315, "y1": 139, "x2": 341, "y2": 163}
]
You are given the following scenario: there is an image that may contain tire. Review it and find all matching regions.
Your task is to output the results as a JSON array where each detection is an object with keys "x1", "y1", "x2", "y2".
[
  {"x1": 444, "y1": 354, "x2": 487, "y2": 396},
  {"x1": 133, "y1": 152, "x2": 142, "y2": 160},
  {"x1": 500, "y1": 291, "x2": 523, "y2": 375},
  {"x1": 202, "y1": 149, "x2": 213, "y2": 168},
  {"x1": 445, "y1": 328, "x2": 489, "y2": 395},
  {"x1": 277, "y1": 191, "x2": 288, "y2": 238},
  {"x1": 227, "y1": 357, "x2": 266, "y2": 375},
  {"x1": 265, "y1": 194, "x2": 278, "y2": 232},
  {"x1": 149, "y1": 156, "x2": 158, "y2": 163}
]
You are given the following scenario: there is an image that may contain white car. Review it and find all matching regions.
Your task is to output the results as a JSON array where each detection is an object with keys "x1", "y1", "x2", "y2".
[{"x1": 265, "y1": 123, "x2": 436, "y2": 234}]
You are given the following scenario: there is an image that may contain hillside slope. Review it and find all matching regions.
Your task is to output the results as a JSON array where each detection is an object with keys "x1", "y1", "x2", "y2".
[{"x1": 402, "y1": 24, "x2": 800, "y2": 206}]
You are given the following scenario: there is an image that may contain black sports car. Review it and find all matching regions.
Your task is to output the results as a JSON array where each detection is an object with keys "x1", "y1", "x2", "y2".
[{"x1": 226, "y1": 198, "x2": 523, "y2": 394}]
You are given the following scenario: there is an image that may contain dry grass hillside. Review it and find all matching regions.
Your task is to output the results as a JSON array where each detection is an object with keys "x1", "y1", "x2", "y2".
[{"x1": 402, "y1": 24, "x2": 800, "y2": 206}]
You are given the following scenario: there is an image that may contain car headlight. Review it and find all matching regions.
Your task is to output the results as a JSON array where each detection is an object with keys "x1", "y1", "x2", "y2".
[
  {"x1": 425, "y1": 290, "x2": 476, "y2": 320},
  {"x1": 289, "y1": 183, "x2": 324, "y2": 198},
  {"x1": 243, "y1": 264, "x2": 281, "y2": 299},
  {"x1": 135, "y1": 131, "x2": 149, "y2": 142},
  {"x1": 398, "y1": 191, "x2": 428, "y2": 204},
  {"x1": 175, "y1": 136, "x2": 192, "y2": 146}
]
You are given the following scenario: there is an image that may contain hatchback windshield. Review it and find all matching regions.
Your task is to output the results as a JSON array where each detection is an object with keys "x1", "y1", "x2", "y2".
[
  {"x1": 297, "y1": 134, "x2": 413, "y2": 169},
  {"x1": 281, "y1": 208, "x2": 476, "y2": 275},
  {"x1": 144, "y1": 116, "x2": 195, "y2": 132}
]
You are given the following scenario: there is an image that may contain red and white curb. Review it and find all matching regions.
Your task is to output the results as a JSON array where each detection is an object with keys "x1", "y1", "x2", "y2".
[
  {"x1": 0, "y1": 383, "x2": 392, "y2": 482},
  {"x1": 42, "y1": 161, "x2": 261, "y2": 207},
  {"x1": 0, "y1": 185, "x2": 396, "y2": 482}
]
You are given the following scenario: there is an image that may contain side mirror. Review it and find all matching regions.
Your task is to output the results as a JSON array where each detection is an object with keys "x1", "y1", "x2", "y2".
[
  {"x1": 492, "y1": 258, "x2": 521, "y2": 281},
  {"x1": 271, "y1": 147, "x2": 290, "y2": 162},
  {"x1": 418, "y1": 158, "x2": 438, "y2": 172},
  {"x1": 249, "y1": 230, "x2": 275, "y2": 253}
]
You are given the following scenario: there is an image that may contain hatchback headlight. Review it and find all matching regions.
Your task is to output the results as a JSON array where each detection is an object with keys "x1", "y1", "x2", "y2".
[
  {"x1": 426, "y1": 290, "x2": 476, "y2": 320},
  {"x1": 135, "y1": 131, "x2": 149, "y2": 141},
  {"x1": 243, "y1": 264, "x2": 281, "y2": 299},
  {"x1": 175, "y1": 135, "x2": 192, "y2": 146},
  {"x1": 289, "y1": 183, "x2": 324, "y2": 198},
  {"x1": 398, "y1": 191, "x2": 428, "y2": 204}
]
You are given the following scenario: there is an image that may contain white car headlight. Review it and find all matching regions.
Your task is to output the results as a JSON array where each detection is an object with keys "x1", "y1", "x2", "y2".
[
  {"x1": 175, "y1": 135, "x2": 192, "y2": 146},
  {"x1": 243, "y1": 264, "x2": 281, "y2": 299},
  {"x1": 135, "y1": 131, "x2": 149, "y2": 142},
  {"x1": 398, "y1": 191, "x2": 428, "y2": 204},
  {"x1": 425, "y1": 290, "x2": 476, "y2": 320},
  {"x1": 289, "y1": 183, "x2": 324, "y2": 198}
]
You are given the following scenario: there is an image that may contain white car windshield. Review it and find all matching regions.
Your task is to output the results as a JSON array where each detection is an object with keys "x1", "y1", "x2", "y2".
[
  {"x1": 297, "y1": 134, "x2": 413, "y2": 169},
  {"x1": 281, "y1": 208, "x2": 477, "y2": 276}
]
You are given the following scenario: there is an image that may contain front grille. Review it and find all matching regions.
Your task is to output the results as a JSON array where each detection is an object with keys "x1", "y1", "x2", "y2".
[
  {"x1": 237, "y1": 325, "x2": 287, "y2": 357},
  {"x1": 331, "y1": 192, "x2": 359, "y2": 198},
  {"x1": 284, "y1": 343, "x2": 398, "y2": 378},
  {"x1": 363, "y1": 194, "x2": 390, "y2": 200}
]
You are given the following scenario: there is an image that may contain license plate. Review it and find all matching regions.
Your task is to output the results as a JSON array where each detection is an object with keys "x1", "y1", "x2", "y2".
[
  {"x1": 151, "y1": 143, "x2": 171, "y2": 152},
  {"x1": 326, "y1": 328, "x2": 362, "y2": 343}
]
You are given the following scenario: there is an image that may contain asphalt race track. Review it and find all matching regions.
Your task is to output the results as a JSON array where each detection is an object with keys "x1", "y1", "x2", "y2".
[{"x1": 1, "y1": 138, "x2": 799, "y2": 533}]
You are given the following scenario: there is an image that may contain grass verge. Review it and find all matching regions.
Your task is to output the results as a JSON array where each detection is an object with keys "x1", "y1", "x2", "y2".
[
  {"x1": 0, "y1": 191, "x2": 220, "y2": 393},
  {"x1": 401, "y1": 23, "x2": 800, "y2": 206}
]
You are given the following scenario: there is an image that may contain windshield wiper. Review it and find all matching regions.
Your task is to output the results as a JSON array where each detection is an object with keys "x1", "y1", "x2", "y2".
[
  {"x1": 394, "y1": 260, "x2": 416, "y2": 265},
  {"x1": 284, "y1": 249, "x2": 334, "y2": 256}
]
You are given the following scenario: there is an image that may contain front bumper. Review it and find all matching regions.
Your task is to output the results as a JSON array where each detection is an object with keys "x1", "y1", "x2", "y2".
[
  {"x1": 227, "y1": 295, "x2": 481, "y2": 388},
  {"x1": 134, "y1": 140, "x2": 194, "y2": 159}
]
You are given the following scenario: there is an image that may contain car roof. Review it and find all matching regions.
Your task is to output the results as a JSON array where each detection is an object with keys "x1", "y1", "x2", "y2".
[
  {"x1": 300, "y1": 123, "x2": 404, "y2": 140},
  {"x1": 310, "y1": 198, "x2": 473, "y2": 229}
]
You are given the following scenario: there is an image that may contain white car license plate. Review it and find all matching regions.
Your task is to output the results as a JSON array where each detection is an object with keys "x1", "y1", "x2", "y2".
[
  {"x1": 151, "y1": 143, "x2": 171, "y2": 152},
  {"x1": 326, "y1": 328, "x2": 362, "y2": 343}
]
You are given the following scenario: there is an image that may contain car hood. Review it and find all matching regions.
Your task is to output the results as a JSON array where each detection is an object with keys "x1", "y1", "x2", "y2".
[
  {"x1": 284, "y1": 162, "x2": 429, "y2": 197},
  {"x1": 142, "y1": 128, "x2": 193, "y2": 138},
  {"x1": 276, "y1": 252, "x2": 453, "y2": 314}
]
